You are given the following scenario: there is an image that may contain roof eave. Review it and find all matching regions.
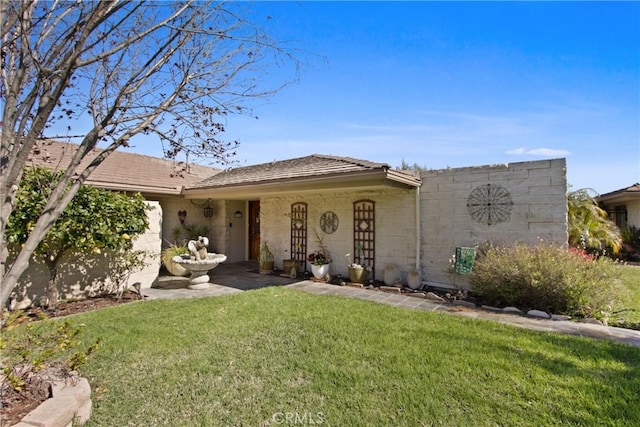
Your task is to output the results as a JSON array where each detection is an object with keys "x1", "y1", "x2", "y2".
[
  {"x1": 184, "y1": 169, "x2": 420, "y2": 200},
  {"x1": 597, "y1": 192, "x2": 640, "y2": 204},
  {"x1": 86, "y1": 180, "x2": 184, "y2": 195}
]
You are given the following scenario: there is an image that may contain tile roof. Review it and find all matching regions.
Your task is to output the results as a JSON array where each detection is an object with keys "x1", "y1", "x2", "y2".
[
  {"x1": 27, "y1": 140, "x2": 220, "y2": 195},
  {"x1": 188, "y1": 154, "x2": 419, "y2": 189},
  {"x1": 597, "y1": 183, "x2": 640, "y2": 202}
]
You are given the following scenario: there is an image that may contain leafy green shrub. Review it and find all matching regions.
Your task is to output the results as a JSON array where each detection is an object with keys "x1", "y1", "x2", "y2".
[{"x1": 470, "y1": 243, "x2": 628, "y2": 320}]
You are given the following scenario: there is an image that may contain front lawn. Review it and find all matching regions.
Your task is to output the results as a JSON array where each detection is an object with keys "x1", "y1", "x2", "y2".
[{"x1": 48, "y1": 287, "x2": 639, "y2": 426}]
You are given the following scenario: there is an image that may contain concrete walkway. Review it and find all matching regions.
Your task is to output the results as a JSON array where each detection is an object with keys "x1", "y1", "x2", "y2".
[{"x1": 142, "y1": 262, "x2": 640, "y2": 348}]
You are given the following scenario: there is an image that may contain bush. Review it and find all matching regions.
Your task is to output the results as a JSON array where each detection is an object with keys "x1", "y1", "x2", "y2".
[
  {"x1": 470, "y1": 243, "x2": 628, "y2": 320},
  {"x1": 0, "y1": 312, "x2": 100, "y2": 417}
]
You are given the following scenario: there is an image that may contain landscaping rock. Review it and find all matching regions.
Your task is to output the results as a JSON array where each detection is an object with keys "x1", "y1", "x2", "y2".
[
  {"x1": 527, "y1": 310, "x2": 551, "y2": 319},
  {"x1": 452, "y1": 300, "x2": 476, "y2": 308},
  {"x1": 481, "y1": 305, "x2": 502, "y2": 312},
  {"x1": 383, "y1": 264, "x2": 402, "y2": 286},
  {"x1": 405, "y1": 292, "x2": 426, "y2": 299},
  {"x1": 406, "y1": 269, "x2": 421, "y2": 290},
  {"x1": 20, "y1": 377, "x2": 92, "y2": 427},
  {"x1": 503, "y1": 307, "x2": 524, "y2": 314},
  {"x1": 345, "y1": 283, "x2": 364, "y2": 288},
  {"x1": 425, "y1": 292, "x2": 446, "y2": 302},
  {"x1": 551, "y1": 314, "x2": 572, "y2": 321},
  {"x1": 380, "y1": 286, "x2": 402, "y2": 294}
]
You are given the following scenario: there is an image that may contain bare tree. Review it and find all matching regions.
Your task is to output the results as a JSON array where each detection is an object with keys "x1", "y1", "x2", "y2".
[{"x1": 0, "y1": 0, "x2": 297, "y2": 307}]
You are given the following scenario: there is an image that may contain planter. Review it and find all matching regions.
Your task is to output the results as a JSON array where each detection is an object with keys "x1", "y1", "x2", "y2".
[
  {"x1": 348, "y1": 266, "x2": 368, "y2": 284},
  {"x1": 161, "y1": 246, "x2": 190, "y2": 277},
  {"x1": 259, "y1": 242, "x2": 274, "y2": 275},
  {"x1": 259, "y1": 261, "x2": 274, "y2": 274},
  {"x1": 164, "y1": 259, "x2": 190, "y2": 277},
  {"x1": 282, "y1": 259, "x2": 301, "y2": 275},
  {"x1": 311, "y1": 263, "x2": 330, "y2": 280}
]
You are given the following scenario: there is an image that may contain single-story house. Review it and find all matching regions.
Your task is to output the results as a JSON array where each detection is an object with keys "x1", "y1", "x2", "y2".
[
  {"x1": 596, "y1": 183, "x2": 640, "y2": 230},
  {"x1": 10, "y1": 141, "x2": 568, "y2": 308}
]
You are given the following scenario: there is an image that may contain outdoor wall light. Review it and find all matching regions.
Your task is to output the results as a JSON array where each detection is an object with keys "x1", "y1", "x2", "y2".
[
  {"x1": 190, "y1": 198, "x2": 214, "y2": 218},
  {"x1": 234, "y1": 210, "x2": 243, "y2": 218}
]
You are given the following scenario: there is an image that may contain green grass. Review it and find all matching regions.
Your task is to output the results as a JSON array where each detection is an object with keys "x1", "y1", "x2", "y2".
[
  {"x1": 611, "y1": 264, "x2": 640, "y2": 329},
  {"x1": 42, "y1": 288, "x2": 640, "y2": 425}
]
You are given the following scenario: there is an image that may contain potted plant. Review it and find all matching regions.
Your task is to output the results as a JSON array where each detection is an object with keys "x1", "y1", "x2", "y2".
[
  {"x1": 345, "y1": 253, "x2": 368, "y2": 284},
  {"x1": 308, "y1": 229, "x2": 331, "y2": 280},
  {"x1": 308, "y1": 250, "x2": 331, "y2": 280},
  {"x1": 259, "y1": 241, "x2": 274, "y2": 274},
  {"x1": 161, "y1": 244, "x2": 190, "y2": 276}
]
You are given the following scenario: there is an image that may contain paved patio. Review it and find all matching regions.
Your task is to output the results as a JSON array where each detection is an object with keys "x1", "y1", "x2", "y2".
[
  {"x1": 142, "y1": 262, "x2": 640, "y2": 348},
  {"x1": 145, "y1": 261, "x2": 300, "y2": 299}
]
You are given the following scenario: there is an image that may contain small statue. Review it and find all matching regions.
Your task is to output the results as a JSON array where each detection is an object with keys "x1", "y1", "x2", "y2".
[{"x1": 188, "y1": 236, "x2": 209, "y2": 261}]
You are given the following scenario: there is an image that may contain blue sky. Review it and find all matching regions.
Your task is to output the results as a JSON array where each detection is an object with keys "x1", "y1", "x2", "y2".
[
  {"x1": 67, "y1": 1, "x2": 640, "y2": 193},
  {"x1": 141, "y1": 2, "x2": 638, "y2": 194}
]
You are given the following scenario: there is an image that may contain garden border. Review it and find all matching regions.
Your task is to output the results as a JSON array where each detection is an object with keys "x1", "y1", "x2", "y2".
[{"x1": 12, "y1": 377, "x2": 91, "y2": 427}]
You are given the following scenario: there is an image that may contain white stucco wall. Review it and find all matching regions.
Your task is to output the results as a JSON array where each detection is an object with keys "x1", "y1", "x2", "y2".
[
  {"x1": 419, "y1": 158, "x2": 568, "y2": 288},
  {"x1": 260, "y1": 188, "x2": 418, "y2": 282},
  {"x1": 157, "y1": 196, "x2": 223, "y2": 251}
]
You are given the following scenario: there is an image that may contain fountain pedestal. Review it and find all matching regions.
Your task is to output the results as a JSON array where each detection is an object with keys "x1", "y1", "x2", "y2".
[
  {"x1": 171, "y1": 237, "x2": 227, "y2": 289},
  {"x1": 172, "y1": 253, "x2": 227, "y2": 289}
]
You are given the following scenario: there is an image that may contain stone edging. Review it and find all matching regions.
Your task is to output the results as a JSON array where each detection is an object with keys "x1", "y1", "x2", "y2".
[{"x1": 12, "y1": 377, "x2": 91, "y2": 427}]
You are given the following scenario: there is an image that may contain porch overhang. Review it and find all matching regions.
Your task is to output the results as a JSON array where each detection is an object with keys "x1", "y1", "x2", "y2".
[{"x1": 183, "y1": 169, "x2": 421, "y2": 200}]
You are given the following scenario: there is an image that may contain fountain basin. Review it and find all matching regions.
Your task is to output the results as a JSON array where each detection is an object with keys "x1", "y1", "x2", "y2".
[{"x1": 172, "y1": 253, "x2": 227, "y2": 289}]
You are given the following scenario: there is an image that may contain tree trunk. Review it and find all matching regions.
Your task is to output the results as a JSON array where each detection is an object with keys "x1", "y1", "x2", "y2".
[{"x1": 45, "y1": 256, "x2": 60, "y2": 310}]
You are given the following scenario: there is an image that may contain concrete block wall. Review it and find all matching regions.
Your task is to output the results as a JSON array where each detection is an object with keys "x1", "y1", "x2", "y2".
[
  {"x1": 128, "y1": 201, "x2": 161, "y2": 289},
  {"x1": 419, "y1": 158, "x2": 568, "y2": 288},
  {"x1": 260, "y1": 188, "x2": 418, "y2": 281}
]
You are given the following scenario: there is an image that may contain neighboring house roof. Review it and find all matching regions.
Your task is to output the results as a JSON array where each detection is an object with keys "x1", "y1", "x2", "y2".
[
  {"x1": 27, "y1": 140, "x2": 220, "y2": 196},
  {"x1": 596, "y1": 183, "x2": 640, "y2": 204},
  {"x1": 184, "y1": 154, "x2": 421, "y2": 200}
]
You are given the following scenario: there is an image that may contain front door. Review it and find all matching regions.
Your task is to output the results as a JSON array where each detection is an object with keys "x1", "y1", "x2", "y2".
[{"x1": 248, "y1": 200, "x2": 260, "y2": 261}]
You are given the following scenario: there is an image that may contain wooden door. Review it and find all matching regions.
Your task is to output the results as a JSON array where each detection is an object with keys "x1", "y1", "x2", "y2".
[{"x1": 248, "y1": 201, "x2": 260, "y2": 260}]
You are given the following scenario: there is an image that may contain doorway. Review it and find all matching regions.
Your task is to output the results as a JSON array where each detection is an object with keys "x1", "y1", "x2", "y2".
[{"x1": 248, "y1": 200, "x2": 260, "y2": 261}]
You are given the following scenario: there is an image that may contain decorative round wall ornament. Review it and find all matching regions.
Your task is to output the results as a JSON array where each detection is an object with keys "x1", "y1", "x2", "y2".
[
  {"x1": 466, "y1": 184, "x2": 513, "y2": 226},
  {"x1": 320, "y1": 211, "x2": 339, "y2": 234}
]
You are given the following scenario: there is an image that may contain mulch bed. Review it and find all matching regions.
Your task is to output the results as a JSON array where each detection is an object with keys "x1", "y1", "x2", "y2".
[{"x1": 1, "y1": 292, "x2": 141, "y2": 426}]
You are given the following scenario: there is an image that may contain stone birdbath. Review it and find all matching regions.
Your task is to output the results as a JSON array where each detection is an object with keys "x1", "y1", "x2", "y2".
[{"x1": 172, "y1": 236, "x2": 227, "y2": 290}]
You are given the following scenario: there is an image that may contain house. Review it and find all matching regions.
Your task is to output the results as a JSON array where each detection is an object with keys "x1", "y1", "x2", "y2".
[
  {"x1": 182, "y1": 155, "x2": 568, "y2": 289},
  {"x1": 10, "y1": 141, "x2": 568, "y2": 307},
  {"x1": 596, "y1": 183, "x2": 640, "y2": 230}
]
